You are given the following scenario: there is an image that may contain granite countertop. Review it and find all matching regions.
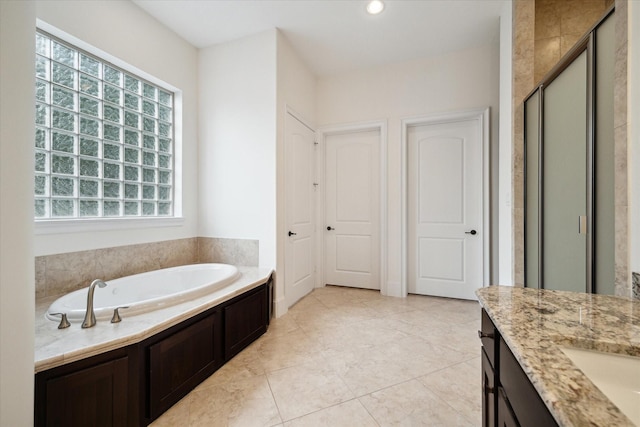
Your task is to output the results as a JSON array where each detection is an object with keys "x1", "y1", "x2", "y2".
[
  {"x1": 35, "y1": 266, "x2": 273, "y2": 373},
  {"x1": 477, "y1": 285, "x2": 640, "y2": 427}
]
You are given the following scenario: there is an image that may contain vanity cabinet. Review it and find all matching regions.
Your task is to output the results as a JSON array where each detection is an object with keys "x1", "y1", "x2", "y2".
[
  {"x1": 35, "y1": 279, "x2": 272, "y2": 426},
  {"x1": 480, "y1": 309, "x2": 558, "y2": 427}
]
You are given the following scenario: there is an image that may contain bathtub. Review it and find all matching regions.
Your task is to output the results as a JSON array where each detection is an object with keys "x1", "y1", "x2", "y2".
[{"x1": 46, "y1": 263, "x2": 241, "y2": 322}]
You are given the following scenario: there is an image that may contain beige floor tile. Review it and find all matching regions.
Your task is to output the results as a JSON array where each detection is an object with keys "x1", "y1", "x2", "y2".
[
  {"x1": 418, "y1": 357, "x2": 482, "y2": 425},
  {"x1": 324, "y1": 333, "x2": 476, "y2": 397},
  {"x1": 253, "y1": 330, "x2": 326, "y2": 372},
  {"x1": 330, "y1": 303, "x2": 385, "y2": 323},
  {"x1": 266, "y1": 313, "x2": 302, "y2": 337},
  {"x1": 385, "y1": 309, "x2": 458, "y2": 331},
  {"x1": 193, "y1": 344, "x2": 266, "y2": 389},
  {"x1": 312, "y1": 287, "x2": 382, "y2": 308},
  {"x1": 303, "y1": 318, "x2": 412, "y2": 351},
  {"x1": 288, "y1": 294, "x2": 326, "y2": 312},
  {"x1": 359, "y1": 379, "x2": 474, "y2": 426},
  {"x1": 421, "y1": 321, "x2": 482, "y2": 355},
  {"x1": 361, "y1": 297, "x2": 416, "y2": 316},
  {"x1": 152, "y1": 286, "x2": 483, "y2": 426},
  {"x1": 322, "y1": 343, "x2": 416, "y2": 396},
  {"x1": 405, "y1": 295, "x2": 448, "y2": 310},
  {"x1": 379, "y1": 334, "x2": 476, "y2": 375},
  {"x1": 267, "y1": 362, "x2": 355, "y2": 421},
  {"x1": 149, "y1": 394, "x2": 190, "y2": 426},
  {"x1": 289, "y1": 303, "x2": 346, "y2": 331},
  {"x1": 188, "y1": 375, "x2": 281, "y2": 427},
  {"x1": 283, "y1": 399, "x2": 378, "y2": 427}
]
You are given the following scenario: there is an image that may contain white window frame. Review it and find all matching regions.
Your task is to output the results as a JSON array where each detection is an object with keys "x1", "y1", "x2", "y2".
[{"x1": 34, "y1": 20, "x2": 184, "y2": 235}]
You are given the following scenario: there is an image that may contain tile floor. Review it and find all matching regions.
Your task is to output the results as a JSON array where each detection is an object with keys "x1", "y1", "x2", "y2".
[{"x1": 151, "y1": 285, "x2": 482, "y2": 426}]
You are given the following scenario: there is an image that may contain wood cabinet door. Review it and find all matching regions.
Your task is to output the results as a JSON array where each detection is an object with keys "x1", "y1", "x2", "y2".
[
  {"x1": 44, "y1": 356, "x2": 129, "y2": 427},
  {"x1": 149, "y1": 311, "x2": 222, "y2": 419},
  {"x1": 497, "y1": 387, "x2": 520, "y2": 427},
  {"x1": 482, "y1": 348, "x2": 496, "y2": 427},
  {"x1": 480, "y1": 309, "x2": 497, "y2": 366},
  {"x1": 499, "y1": 340, "x2": 557, "y2": 427},
  {"x1": 224, "y1": 285, "x2": 267, "y2": 359}
]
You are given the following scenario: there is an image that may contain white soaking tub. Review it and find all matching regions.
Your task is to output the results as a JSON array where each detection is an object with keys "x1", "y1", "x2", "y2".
[{"x1": 46, "y1": 263, "x2": 240, "y2": 322}]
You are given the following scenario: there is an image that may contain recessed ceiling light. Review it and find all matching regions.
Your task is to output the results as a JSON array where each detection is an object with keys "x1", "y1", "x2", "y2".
[{"x1": 366, "y1": 0, "x2": 385, "y2": 15}]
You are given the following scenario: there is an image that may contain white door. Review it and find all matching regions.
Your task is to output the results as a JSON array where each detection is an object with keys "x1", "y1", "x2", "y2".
[
  {"x1": 324, "y1": 129, "x2": 380, "y2": 290},
  {"x1": 284, "y1": 113, "x2": 316, "y2": 307},
  {"x1": 407, "y1": 118, "x2": 483, "y2": 300}
]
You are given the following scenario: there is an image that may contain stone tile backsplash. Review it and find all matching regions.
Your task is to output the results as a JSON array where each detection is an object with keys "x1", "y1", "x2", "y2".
[
  {"x1": 198, "y1": 237, "x2": 259, "y2": 266},
  {"x1": 36, "y1": 237, "x2": 259, "y2": 299}
]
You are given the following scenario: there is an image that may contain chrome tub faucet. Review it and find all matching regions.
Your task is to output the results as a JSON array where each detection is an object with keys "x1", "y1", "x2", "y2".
[{"x1": 82, "y1": 279, "x2": 107, "y2": 328}]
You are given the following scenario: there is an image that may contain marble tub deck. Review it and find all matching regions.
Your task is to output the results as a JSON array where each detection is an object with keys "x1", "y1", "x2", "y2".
[
  {"x1": 35, "y1": 266, "x2": 273, "y2": 372},
  {"x1": 151, "y1": 286, "x2": 482, "y2": 426},
  {"x1": 477, "y1": 285, "x2": 640, "y2": 427}
]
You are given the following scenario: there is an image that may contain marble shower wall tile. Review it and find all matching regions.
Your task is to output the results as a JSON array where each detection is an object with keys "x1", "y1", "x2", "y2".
[
  {"x1": 36, "y1": 238, "x2": 198, "y2": 298},
  {"x1": 534, "y1": 0, "x2": 610, "y2": 82},
  {"x1": 614, "y1": 0, "x2": 630, "y2": 297},
  {"x1": 197, "y1": 237, "x2": 259, "y2": 266},
  {"x1": 512, "y1": 0, "x2": 535, "y2": 285}
]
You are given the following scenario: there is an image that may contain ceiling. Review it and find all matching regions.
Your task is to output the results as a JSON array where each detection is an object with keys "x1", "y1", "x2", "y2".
[{"x1": 133, "y1": 0, "x2": 506, "y2": 76}]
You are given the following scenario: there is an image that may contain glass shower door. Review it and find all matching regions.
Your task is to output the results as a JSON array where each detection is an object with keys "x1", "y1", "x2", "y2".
[{"x1": 542, "y1": 50, "x2": 588, "y2": 292}]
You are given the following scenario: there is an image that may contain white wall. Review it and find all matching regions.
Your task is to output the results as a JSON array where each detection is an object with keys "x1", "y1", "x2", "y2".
[
  {"x1": 34, "y1": 0, "x2": 199, "y2": 256},
  {"x1": 198, "y1": 31, "x2": 278, "y2": 268},
  {"x1": 0, "y1": 2, "x2": 36, "y2": 424},
  {"x1": 276, "y1": 32, "x2": 317, "y2": 125},
  {"x1": 275, "y1": 31, "x2": 317, "y2": 315},
  {"x1": 629, "y1": 2, "x2": 640, "y2": 282},
  {"x1": 317, "y1": 44, "x2": 500, "y2": 296}
]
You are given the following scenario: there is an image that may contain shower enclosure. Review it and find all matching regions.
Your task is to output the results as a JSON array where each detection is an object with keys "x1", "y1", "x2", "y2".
[{"x1": 524, "y1": 8, "x2": 615, "y2": 294}]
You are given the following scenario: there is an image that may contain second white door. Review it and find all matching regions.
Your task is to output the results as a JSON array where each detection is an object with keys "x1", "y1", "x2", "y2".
[
  {"x1": 407, "y1": 118, "x2": 484, "y2": 300},
  {"x1": 324, "y1": 129, "x2": 380, "y2": 290},
  {"x1": 284, "y1": 113, "x2": 316, "y2": 307}
]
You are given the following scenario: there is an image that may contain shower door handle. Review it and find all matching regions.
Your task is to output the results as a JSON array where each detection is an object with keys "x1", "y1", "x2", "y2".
[{"x1": 578, "y1": 216, "x2": 587, "y2": 235}]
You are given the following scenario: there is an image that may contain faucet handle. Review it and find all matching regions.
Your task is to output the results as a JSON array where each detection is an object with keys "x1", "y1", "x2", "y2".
[
  {"x1": 111, "y1": 306, "x2": 129, "y2": 323},
  {"x1": 50, "y1": 313, "x2": 70, "y2": 329}
]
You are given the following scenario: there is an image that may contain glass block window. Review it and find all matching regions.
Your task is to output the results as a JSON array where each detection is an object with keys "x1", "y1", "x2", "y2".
[{"x1": 34, "y1": 30, "x2": 174, "y2": 219}]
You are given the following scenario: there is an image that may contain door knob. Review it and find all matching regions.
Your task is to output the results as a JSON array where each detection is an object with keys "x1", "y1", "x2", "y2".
[
  {"x1": 288, "y1": 231, "x2": 297, "y2": 236},
  {"x1": 465, "y1": 230, "x2": 477, "y2": 235},
  {"x1": 327, "y1": 226, "x2": 335, "y2": 231}
]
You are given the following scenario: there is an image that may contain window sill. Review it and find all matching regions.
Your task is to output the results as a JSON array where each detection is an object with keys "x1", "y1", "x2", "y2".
[{"x1": 35, "y1": 216, "x2": 185, "y2": 235}]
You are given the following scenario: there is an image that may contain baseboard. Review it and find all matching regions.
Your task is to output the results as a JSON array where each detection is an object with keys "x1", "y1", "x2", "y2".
[
  {"x1": 273, "y1": 297, "x2": 288, "y2": 318},
  {"x1": 384, "y1": 281, "x2": 404, "y2": 298}
]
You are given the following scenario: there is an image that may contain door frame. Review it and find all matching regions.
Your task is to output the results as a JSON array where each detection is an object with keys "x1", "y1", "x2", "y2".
[
  {"x1": 401, "y1": 108, "x2": 490, "y2": 297},
  {"x1": 316, "y1": 120, "x2": 388, "y2": 294}
]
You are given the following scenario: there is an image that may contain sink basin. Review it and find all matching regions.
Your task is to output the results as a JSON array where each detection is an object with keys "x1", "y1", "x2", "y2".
[{"x1": 560, "y1": 347, "x2": 640, "y2": 426}]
